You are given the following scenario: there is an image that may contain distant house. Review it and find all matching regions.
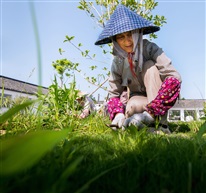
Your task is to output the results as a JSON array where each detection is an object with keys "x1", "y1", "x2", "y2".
[
  {"x1": 0, "y1": 75, "x2": 48, "y2": 112},
  {"x1": 168, "y1": 99, "x2": 206, "y2": 122}
]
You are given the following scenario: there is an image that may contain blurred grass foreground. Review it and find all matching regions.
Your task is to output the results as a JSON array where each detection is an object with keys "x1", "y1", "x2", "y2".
[{"x1": 0, "y1": 92, "x2": 206, "y2": 193}]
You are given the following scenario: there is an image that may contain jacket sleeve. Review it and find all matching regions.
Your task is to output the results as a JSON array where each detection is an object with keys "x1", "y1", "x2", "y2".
[{"x1": 143, "y1": 39, "x2": 182, "y2": 82}]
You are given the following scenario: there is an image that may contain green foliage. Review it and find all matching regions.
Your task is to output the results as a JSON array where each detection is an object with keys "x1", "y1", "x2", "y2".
[
  {"x1": 64, "y1": 35, "x2": 75, "y2": 42},
  {"x1": 0, "y1": 129, "x2": 69, "y2": 175},
  {"x1": 197, "y1": 121, "x2": 206, "y2": 139},
  {"x1": 168, "y1": 121, "x2": 191, "y2": 133},
  {"x1": 197, "y1": 104, "x2": 206, "y2": 139},
  {"x1": 1, "y1": 125, "x2": 206, "y2": 193},
  {"x1": 1, "y1": 82, "x2": 206, "y2": 193},
  {"x1": 0, "y1": 99, "x2": 35, "y2": 125},
  {"x1": 37, "y1": 77, "x2": 82, "y2": 129},
  {"x1": 52, "y1": 35, "x2": 109, "y2": 92},
  {"x1": 52, "y1": 58, "x2": 79, "y2": 87},
  {"x1": 204, "y1": 102, "x2": 206, "y2": 116}
]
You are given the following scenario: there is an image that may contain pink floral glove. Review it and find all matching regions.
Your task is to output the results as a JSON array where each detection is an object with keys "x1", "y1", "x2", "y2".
[
  {"x1": 146, "y1": 77, "x2": 181, "y2": 116},
  {"x1": 107, "y1": 97, "x2": 125, "y2": 120}
]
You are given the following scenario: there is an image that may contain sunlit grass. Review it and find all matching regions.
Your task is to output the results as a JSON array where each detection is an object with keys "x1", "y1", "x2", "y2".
[{"x1": 0, "y1": 99, "x2": 206, "y2": 193}]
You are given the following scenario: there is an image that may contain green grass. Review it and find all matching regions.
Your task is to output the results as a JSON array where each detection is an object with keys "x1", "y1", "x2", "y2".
[{"x1": 1, "y1": 107, "x2": 206, "y2": 193}]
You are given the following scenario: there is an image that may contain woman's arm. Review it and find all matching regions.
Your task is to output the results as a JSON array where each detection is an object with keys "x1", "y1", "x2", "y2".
[
  {"x1": 145, "y1": 77, "x2": 181, "y2": 116},
  {"x1": 143, "y1": 39, "x2": 182, "y2": 82},
  {"x1": 143, "y1": 39, "x2": 182, "y2": 116}
]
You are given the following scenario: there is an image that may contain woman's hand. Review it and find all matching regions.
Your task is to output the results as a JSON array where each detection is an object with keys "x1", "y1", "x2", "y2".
[
  {"x1": 79, "y1": 109, "x2": 90, "y2": 119},
  {"x1": 110, "y1": 113, "x2": 125, "y2": 130}
]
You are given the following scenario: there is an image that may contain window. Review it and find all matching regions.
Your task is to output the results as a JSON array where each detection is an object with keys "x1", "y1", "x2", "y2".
[
  {"x1": 199, "y1": 110, "x2": 205, "y2": 118},
  {"x1": 168, "y1": 110, "x2": 181, "y2": 121},
  {"x1": 184, "y1": 110, "x2": 196, "y2": 121}
]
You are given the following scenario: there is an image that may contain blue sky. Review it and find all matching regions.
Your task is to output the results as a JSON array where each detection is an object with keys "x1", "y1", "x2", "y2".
[{"x1": 1, "y1": 0, "x2": 205, "y2": 100}]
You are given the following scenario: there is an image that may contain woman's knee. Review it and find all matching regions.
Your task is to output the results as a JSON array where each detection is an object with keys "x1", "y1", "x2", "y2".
[{"x1": 125, "y1": 96, "x2": 147, "y2": 118}]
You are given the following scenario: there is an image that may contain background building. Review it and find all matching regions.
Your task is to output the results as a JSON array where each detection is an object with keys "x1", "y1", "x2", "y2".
[
  {"x1": 0, "y1": 76, "x2": 48, "y2": 113},
  {"x1": 168, "y1": 99, "x2": 205, "y2": 122}
]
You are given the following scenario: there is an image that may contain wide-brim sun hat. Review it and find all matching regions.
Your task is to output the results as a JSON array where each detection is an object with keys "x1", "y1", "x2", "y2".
[
  {"x1": 95, "y1": 4, "x2": 160, "y2": 45},
  {"x1": 76, "y1": 90, "x2": 88, "y2": 99}
]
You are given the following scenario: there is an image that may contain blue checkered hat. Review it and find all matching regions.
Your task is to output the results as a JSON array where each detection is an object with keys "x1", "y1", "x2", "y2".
[{"x1": 95, "y1": 5, "x2": 160, "y2": 45}]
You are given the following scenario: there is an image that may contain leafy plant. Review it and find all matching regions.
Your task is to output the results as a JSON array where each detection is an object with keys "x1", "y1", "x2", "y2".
[
  {"x1": 37, "y1": 76, "x2": 84, "y2": 130},
  {"x1": 0, "y1": 100, "x2": 35, "y2": 125},
  {"x1": 197, "y1": 103, "x2": 206, "y2": 139},
  {"x1": 52, "y1": 58, "x2": 79, "y2": 87}
]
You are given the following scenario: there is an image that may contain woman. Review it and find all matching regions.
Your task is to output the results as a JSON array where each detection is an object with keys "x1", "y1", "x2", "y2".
[{"x1": 95, "y1": 5, "x2": 181, "y2": 130}]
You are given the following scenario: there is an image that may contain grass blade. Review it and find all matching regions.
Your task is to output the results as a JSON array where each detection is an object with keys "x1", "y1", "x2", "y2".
[
  {"x1": 0, "y1": 100, "x2": 36, "y2": 124},
  {"x1": 0, "y1": 129, "x2": 68, "y2": 175},
  {"x1": 74, "y1": 163, "x2": 125, "y2": 193},
  {"x1": 197, "y1": 121, "x2": 206, "y2": 139}
]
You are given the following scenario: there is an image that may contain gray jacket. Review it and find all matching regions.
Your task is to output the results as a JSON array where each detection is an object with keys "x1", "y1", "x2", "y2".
[{"x1": 108, "y1": 39, "x2": 182, "y2": 98}]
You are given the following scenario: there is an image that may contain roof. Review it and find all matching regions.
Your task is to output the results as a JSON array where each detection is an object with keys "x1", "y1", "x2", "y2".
[
  {"x1": 172, "y1": 99, "x2": 206, "y2": 109},
  {"x1": 0, "y1": 76, "x2": 48, "y2": 95}
]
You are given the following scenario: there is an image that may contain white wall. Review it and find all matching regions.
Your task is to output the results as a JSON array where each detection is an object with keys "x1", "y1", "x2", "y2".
[
  {"x1": 0, "y1": 89, "x2": 37, "y2": 114},
  {"x1": 0, "y1": 89, "x2": 37, "y2": 100}
]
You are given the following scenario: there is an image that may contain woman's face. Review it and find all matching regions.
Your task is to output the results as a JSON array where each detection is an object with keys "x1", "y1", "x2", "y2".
[{"x1": 115, "y1": 31, "x2": 133, "y2": 53}]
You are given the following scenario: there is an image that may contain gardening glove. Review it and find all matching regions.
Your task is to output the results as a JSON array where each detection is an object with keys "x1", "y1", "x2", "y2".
[
  {"x1": 110, "y1": 113, "x2": 125, "y2": 130},
  {"x1": 123, "y1": 111, "x2": 154, "y2": 129}
]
